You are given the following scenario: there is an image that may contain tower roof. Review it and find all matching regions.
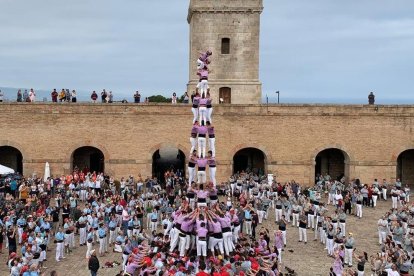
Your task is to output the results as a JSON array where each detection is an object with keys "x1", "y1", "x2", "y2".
[{"x1": 188, "y1": 0, "x2": 263, "y2": 23}]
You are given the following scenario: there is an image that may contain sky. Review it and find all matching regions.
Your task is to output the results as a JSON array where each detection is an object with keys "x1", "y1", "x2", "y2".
[{"x1": 1, "y1": 0, "x2": 414, "y2": 103}]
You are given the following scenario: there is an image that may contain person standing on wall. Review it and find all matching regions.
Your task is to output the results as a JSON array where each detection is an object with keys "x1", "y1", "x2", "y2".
[
  {"x1": 51, "y1": 89, "x2": 58, "y2": 102},
  {"x1": 71, "y1": 90, "x2": 77, "y2": 103},
  {"x1": 134, "y1": 91, "x2": 141, "y2": 103}
]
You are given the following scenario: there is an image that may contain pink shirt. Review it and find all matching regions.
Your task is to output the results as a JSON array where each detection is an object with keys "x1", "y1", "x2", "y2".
[
  {"x1": 197, "y1": 158, "x2": 208, "y2": 168},
  {"x1": 198, "y1": 69, "x2": 208, "y2": 79},
  {"x1": 210, "y1": 220, "x2": 222, "y2": 233},
  {"x1": 197, "y1": 190, "x2": 209, "y2": 199},
  {"x1": 199, "y1": 98, "x2": 208, "y2": 105},
  {"x1": 191, "y1": 125, "x2": 198, "y2": 136},
  {"x1": 196, "y1": 218, "x2": 207, "y2": 229},
  {"x1": 196, "y1": 227, "x2": 208, "y2": 238},
  {"x1": 197, "y1": 125, "x2": 207, "y2": 135}
]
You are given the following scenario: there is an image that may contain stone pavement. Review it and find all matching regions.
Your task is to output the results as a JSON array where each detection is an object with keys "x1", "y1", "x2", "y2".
[{"x1": 0, "y1": 197, "x2": 393, "y2": 276}]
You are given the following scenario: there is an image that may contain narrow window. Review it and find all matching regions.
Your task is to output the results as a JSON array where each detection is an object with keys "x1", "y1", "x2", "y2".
[{"x1": 221, "y1": 38, "x2": 230, "y2": 54}]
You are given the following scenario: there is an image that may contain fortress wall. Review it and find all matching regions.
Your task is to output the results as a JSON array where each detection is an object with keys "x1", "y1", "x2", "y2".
[{"x1": 1, "y1": 103, "x2": 413, "y2": 185}]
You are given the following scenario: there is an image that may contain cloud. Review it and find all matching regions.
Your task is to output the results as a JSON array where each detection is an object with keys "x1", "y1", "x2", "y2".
[{"x1": 0, "y1": 0, "x2": 413, "y2": 101}]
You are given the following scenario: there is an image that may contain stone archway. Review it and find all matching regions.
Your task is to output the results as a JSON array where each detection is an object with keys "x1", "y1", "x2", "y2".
[
  {"x1": 397, "y1": 149, "x2": 414, "y2": 185},
  {"x1": 314, "y1": 148, "x2": 350, "y2": 183},
  {"x1": 71, "y1": 146, "x2": 105, "y2": 174},
  {"x1": 152, "y1": 147, "x2": 186, "y2": 183},
  {"x1": 0, "y1": 146, "x2": 23, "y2": 174},
  {"x1": 233, "y1": 147, "x2": 266, "y2": 175}
]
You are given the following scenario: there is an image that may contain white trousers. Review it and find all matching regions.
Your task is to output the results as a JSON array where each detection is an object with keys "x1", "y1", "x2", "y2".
[
  {"x1": 79, "y1": 227, "x2": 87, "y2": 245},
  {"x1": 64, "y1": 233, "x2": 71, "y2": 246},
  {"x1": 223, "y1": 231, "x2": 234, "y2": 255},
  {"x1": 292, "y1": 213, "x2": 299, "y2": 227},
  {"x1": 192, "y1": 107, "x2": 199, "y2": 124},
  {"x1": 109, "y1": 230, "x2": 116, "y2": 244},
  {"x1": 281, "y1": 230, "x2": 287, "y2": 245},
  {"x1": 327, "y1": 238, "x2": 334, "y2": 255},
  {"x1": 356, "y1": 204, "x2": 362, "y2": 218},
  {"x1": 307, "y1": 214, "x2": 315, "y2": 229},
  {"x1": 18, "y1": 227, "x2": 23, "y2": 244},
  {"x1": 245, "y1": 220, "x2": 252, "y2": 235},
  {"x1": 372, "y1": 195, "x2": 378, "y2": 207},
  {"x1": 169, "y1": 228, "x2": 179, "y2": 252},
  {"x1": 188, "y1": 166, "x2": 196, "y2": 184},
  {"x1": 277, "y1": 247, "x2": 282, "y2": 263},
  {"x1": 179, "y1": 235, "x2": 187, "y2": 257},
  {"x1": 320, "y1": 228, "x2": 326, "y2": 244},
  {"x1": 299, "y1": 227, "x2": 307, "y2": 242},
  {"x1": 392, "y1": 196, "x2": 398, "y2": 209},
  {"x1": 86, "y1": 242, "x2": 93, "y2": 258},
  {"x1": 56, "y1": 242, "x2": 64, "y2": 261},
  {"x1": 198, "y1": 137, "x2": 206, "y2": 158},
  {"x1": 150, "y1": 220, "x2": 158, "y2": 232},
  {"x1": 275, "y1": 209, "x2": 282, "y2": 222},
  {"x1": 190, "y1": 137, "x2": 197, "y2": 154},
  {"x1": 197, "y1": 80, "x2": 209, "y2": 95},
  {"x1": 208, "y1": 137, "x2": 216, "y2": 157},
  {"x1": 199, "y1": 106, "x2": 207, "y2": 123},
  {"x1": 122, "y1": 253, "x2": 128, "y2": 270},
  {"x1": 345, "y1": 248, "x2": 353, "y2": 266},
  {"x1": 339, "y1": 222, "x2": 346, "y2": 235},
  {"x1": 99, "y1": 237, "x2": 107, "y2": 255},
  {"x1": 209, "y1": 167, "x2": 216, "y2": 187},
  {"x1": 209, "y1": 237, "x2": 224, "y2": 255},
  {"x1": 207, "y1": 107, "x2": 212, "y2": 123},
  {"x1": 258, "y1": 210, "x2": 265, "y2": 224},
  {"x1": 196, "y1": 238, "x2": 207, "y2": 256},
  {"x1": 383, "y1": 189, "x2": 387, "y2": 200},
  {"x1": 379, "y1": 230, "x2": 387, "y2": 244},
  {"x1": 197, "y1": 170, "x2": 206, "y2": 184},
  {"x1": 233, "y1": 225, "x2": 240, "y2": 243}
]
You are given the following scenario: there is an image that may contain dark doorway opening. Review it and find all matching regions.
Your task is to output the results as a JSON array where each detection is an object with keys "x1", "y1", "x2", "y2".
[
  {"x1": 233, "y1": 147, "x2": 265, "y2": 175},
  {"x1": 152, "y1": 148, "x2": 186, "y2": 183},
  {"x1": 315, "y1": 148, "x2": 349, "y2": 182},
  {"x1": 72, "y1": 146, "x2": 104, "y2": 173},
  {"x1": 397, "y1": 149, "x2": 414, "y2": 186},
  {"x1": 0, "y1": 146, "x2": 23, "y2": 174}
]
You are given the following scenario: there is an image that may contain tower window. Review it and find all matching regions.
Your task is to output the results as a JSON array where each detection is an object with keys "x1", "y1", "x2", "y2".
[
  {"x1": 221, "y1": 38, "x2": 230, "y2": 54},
  {"x1": 219, "y1": 87, "x2": 231, "y2": 103}
]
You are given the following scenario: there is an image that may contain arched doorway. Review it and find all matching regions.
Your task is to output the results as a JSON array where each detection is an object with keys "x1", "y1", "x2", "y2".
[
  {"x1": 233, "y1": 147, "x2": 266, "y2": 175},
  {"x1": 72, "y1": 146, "x2": 105, "y2": 173},
  {"x1": 0, "y1": 146, "x2": 23, "y2": 174},
  {"x1": 152, "y1": 148, "x2": 186, "y2": 183},
  {"x1": 315, "y1": 148, "x2": 349, "y2": 182},
  {"x1": 397, "y1": 149, "x2": 414, "y2": 185}
]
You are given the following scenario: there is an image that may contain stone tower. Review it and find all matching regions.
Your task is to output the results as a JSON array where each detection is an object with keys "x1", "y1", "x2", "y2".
[{"x1": 187, "y1": 0, "x2": 263, "y2": 104}]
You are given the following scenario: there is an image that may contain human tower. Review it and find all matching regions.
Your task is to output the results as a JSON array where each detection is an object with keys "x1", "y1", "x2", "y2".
[{"x1": 188, "y1": 50, "x2": 216, "y2": 188}]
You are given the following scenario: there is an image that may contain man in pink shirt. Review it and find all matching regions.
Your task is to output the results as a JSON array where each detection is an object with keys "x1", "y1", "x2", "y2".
[
  {"x1": 197, "y1": 123, "x2": 207, "y2": 158},
  {"x1": 196, "y1": 67, "x2": 210, "y2": 96},
  {"x1": 196, "y1": 184, "x2": 209, "y2": 207},
  {"x1": 197, "y1": 50, "x2": 212, "y2": 70},
  {"x1": 198, "y1": 94, "x2": 208, "y2": 124},
  {"x1": 196, "y1": 221, "x2": 208, "y2": 258}
]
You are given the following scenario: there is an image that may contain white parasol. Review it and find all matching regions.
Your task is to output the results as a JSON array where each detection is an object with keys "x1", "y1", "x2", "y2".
[{"x1": 44, "y1": 162, "x2": 51, "y2": 182}]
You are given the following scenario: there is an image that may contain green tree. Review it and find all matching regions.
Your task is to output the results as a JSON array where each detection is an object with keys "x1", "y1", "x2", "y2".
[{"x1": 148, "y1": 95, "x2": 171, "y2": 103}]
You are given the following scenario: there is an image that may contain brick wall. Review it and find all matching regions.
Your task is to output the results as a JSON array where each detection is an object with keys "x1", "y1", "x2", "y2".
[{"x1": 0, "y1": 103, "x2": 414, "y2": 186}]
